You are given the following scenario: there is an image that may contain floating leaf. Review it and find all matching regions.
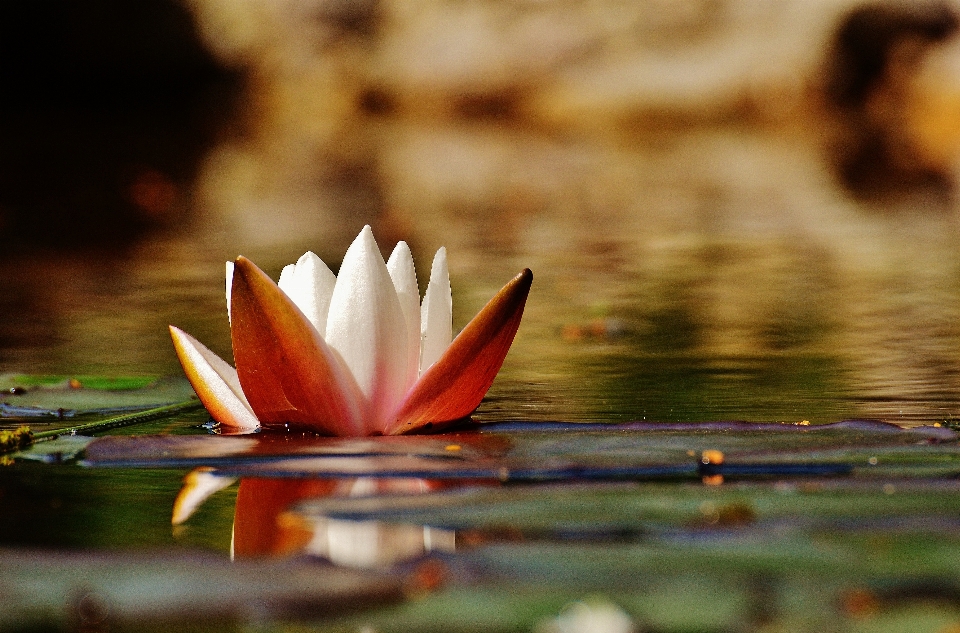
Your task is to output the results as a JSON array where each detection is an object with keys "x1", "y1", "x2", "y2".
[
  {"x1": 82, "y1": 420, "x2": 960, "y2": 480},
  {"x1": 294, "y1": 479, "x2": 960, "y2": 537},
  {"x1": 18, "y1": 418, "x2": 960, "y2": 633},
  {"x1": 0, "y1": 374, "x2": 197, "y2": 425},
  {"x1": 247, "y1": 477, "x2": 960, "y2": 631},
  {"x1": 0, "y1": 548, "x2": 401, "y2": 630},
  {"x1": 12, "y1": 435, "x2": 93, "y2": 463},
  {"x1": 0, "y1": 374, "x2": 159, "y2": 390},
  {"x1": 84, "y1": 433, "x2": 499, "y2": 467}
]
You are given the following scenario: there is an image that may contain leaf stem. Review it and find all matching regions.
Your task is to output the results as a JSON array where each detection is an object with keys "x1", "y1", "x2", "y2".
[{"x1": 2, "y1": 400, "x2": 204, "y2": 454}]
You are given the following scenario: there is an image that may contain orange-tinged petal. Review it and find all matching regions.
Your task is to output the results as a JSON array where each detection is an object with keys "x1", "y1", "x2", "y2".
[
  {"x1": 169, "y1": 325, "x2": 259, "y2": 431},
  {"x1": 387, "y1": 268, "x2": 532, "y2": 435},
  {"x1": 230, "y1": 256, "x2": 364, "y2": 436}
]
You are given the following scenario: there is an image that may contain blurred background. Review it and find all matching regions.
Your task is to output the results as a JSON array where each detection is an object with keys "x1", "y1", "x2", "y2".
[{"x1": 4, "y1": 0, "x2": 960, "y2": 425}]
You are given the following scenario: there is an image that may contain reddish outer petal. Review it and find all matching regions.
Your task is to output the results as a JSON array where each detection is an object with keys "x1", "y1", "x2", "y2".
[
  {"x1": 169, "y1": 326, "x2": 258, "y2": 430},
  {"x1": 387, "y1": 268, "x2": 532, "y2": 435},
  {"x1": 231, "y1": 256, "x2": 363, "y2": 436}
]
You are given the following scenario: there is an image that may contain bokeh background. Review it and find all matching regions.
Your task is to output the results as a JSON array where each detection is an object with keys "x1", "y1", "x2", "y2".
[{"x1": 5, "y1": 0, "x2": 960, "y2": 426}]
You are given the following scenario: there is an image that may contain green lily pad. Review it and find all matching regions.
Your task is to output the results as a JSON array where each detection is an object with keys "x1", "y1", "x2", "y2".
[
  {"x1": 0, "y1": 547, "x2": 401, "y2": 630},
  {"x1": 0, "y1": 374, "x2": 197, "y2": 427},
  {"x1": 11, "y1": 435, "x2": 96, "y2": 463},
  {"x1": 0, "y1": 374, "x2": 159, "y2": 391}
]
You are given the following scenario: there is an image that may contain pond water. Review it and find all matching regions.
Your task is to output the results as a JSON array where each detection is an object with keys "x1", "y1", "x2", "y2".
[
  {"x1": 5, "y1": 119, "x2": 960, "y2": 426},
  {"x1": 6, "y1": 112, "x2": 960, "y2": 631}
]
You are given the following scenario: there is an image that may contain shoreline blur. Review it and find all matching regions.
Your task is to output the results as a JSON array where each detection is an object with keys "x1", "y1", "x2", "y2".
[{"x1": 3, "y1": 0, "x2": 960, "y2": 426}]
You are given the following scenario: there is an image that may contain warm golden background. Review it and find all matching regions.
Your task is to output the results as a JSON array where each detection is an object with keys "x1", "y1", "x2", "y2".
[{"x1": 4, "y1": 0, "x2": 960, "y2": 425}]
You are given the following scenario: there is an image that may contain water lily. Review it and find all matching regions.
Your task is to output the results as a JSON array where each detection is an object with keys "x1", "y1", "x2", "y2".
[{"x1": 170, "y1": 226, "x2": 531, "y2": 436}]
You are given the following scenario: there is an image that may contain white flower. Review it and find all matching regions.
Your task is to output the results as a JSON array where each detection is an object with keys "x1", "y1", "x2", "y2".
[{"x1": 170, "y1": 226, "x2": 531, "y2": 436}]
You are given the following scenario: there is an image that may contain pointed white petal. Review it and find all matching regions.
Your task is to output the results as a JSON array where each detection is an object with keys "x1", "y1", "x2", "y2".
[
  {"x1": 386, "y1": 241, "x2": 421, "y2": 394},
  {"x1": 419, "y1": 247, "x2": 452, "y2": 375},
  {"x1": 325, "y1": 226, "x2": 409, "y2": 432},
  {"x1": 280, "y1": 251, "x2": 337, "y2": 336},
  {"x1": 172, "y1": 468, "x2": 236, "y2": 525},
  {"x1": 277, "y1": 263, "x2": 296, "y2": 292},
  {"x1": 225, "y1": 261, "x2": 235, "y2": 323},
  {"x1": 169, "y1": 326, "x2": 259, "y2": 432}
]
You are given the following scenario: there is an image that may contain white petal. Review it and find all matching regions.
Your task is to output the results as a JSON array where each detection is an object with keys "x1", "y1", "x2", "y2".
[
  {"x1": 277, "y1": 263, "x2": 296, "y2": 292},
  {"x1": 386, "y1": 242, "x2": 421, "y2": 394},
  {"x1": 225, "y1": 261, "x2": 234, "y2": 323},
  {"x1": 419, "y1": 247, "x2": 452, "y2": 375},
  {"x1": 325, "y1": 226, "x2": 409, "y2": 431},
  {"x1": 276, "y1": 252, "x2": 336, "y2": 336},
  {"x1": 170, "y1": 326, "x2": 259, "y2": 432}
]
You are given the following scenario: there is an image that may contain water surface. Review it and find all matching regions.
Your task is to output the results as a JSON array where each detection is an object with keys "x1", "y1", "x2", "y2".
[
  {"x1": 4, "y1": 122, "x2": 960, "y2": 426},
  {"x1": 5, "y1": 113, "x2": 960, "y2": 631}
]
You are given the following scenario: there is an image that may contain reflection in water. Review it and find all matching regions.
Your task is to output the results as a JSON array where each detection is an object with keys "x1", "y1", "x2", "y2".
[
  {"x1": 302, "y1": 516, "x2": 455, "y2": 569},
  {"x1": 231, "y1": 477, "x2": 455, "y2": 567},
  {"x1": 172, "y1": 467, "x2": 237, "y2": 526},
  {"x1": 535, "y1": 599, "x2": 637, "y2": 633}
]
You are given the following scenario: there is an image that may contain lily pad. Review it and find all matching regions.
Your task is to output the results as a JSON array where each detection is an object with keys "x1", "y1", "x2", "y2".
[
  {"x1": 15, "y1": 418, "x2": 960, "y2": 633},
  {"x1": 12, "y1": 435, "x2": 95, "y2": 463},
  {"x1": 313, "y1": 531, "x2": 960, "y2": 633},
  {"x1": 0, "y1": 547, "x2": 401, "y2": 630},
  {"x1": 83, "y1": 433, "x2": 499, "y2": 466},
  {"x1": 81, "y1": 420, "x2": 960, "y2": 480},
  {"x1": 0, "y1": 374, "x2": 160, "y2": 390},
  {"x1": 0, "y1": 374, "x2": 198, "y2": 427},
  {"x1": 293, "y1": 479, "x2": 960, "y2": 536},
  {"x1": 289, "y1": 478, "x2": 960, "y2": 632}
]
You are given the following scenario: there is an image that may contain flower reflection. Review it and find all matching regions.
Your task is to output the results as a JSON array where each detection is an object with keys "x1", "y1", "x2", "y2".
[
  {"x1": 174, "y1": 471, "x2": 460, "y2": 568},
  {"x1": 233, "y1": 477, "x2": 455, "y2": 568},
  {"x1": 535, "y1": 598, "x2": 637, "y2": 633},
  {"x1": 233, "y1": 477, "x2": 458, "y2": 567},
  {"x1": 170, "y1": 226, "x2": 532, "y2": 436},
  {"x1": 171, "y1": 467, "x2": 237, "y2": 526}
]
